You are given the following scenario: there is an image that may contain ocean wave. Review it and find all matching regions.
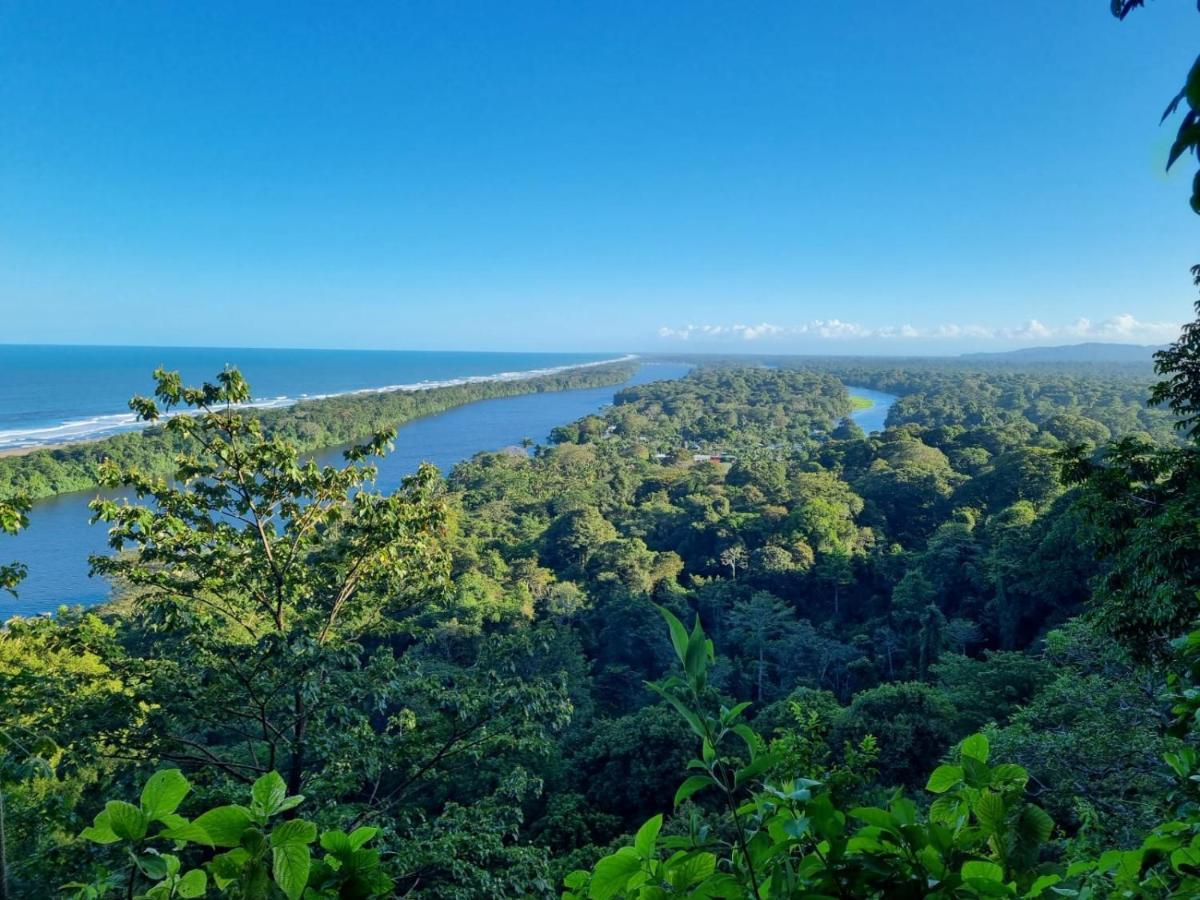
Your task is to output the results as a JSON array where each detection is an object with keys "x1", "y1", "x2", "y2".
[{"x1": 0, "y1": 355, "x2": 638, "y2": 451}]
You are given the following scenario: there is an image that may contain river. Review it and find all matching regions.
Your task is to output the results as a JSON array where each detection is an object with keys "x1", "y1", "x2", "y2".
[
  {"x1": 845, "y1": 385, "x2": 897, "y2": 433},
  {"x1": 1, "y1": 369, "x2": 895, "y2": 617},
  {"x1": 1, "y1": 362, "x2": 688, "y2": 616}
]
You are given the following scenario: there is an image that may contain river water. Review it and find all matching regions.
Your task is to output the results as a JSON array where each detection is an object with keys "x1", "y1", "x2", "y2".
[
  {"x1": 845, "y1": 385, "x2": 897, "y2": 433},
  {"x1": 1, "y1": 363, "x2": 687, "y2": 616},
  {"x1": 1, "y1": 369, "x2": 895, "y2": 617}
]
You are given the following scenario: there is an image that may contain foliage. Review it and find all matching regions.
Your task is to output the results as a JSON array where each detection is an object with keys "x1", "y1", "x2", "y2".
[
  {"x1": 0, "y1": 494, "x2": 30, "y2": 596},
  {"x1": 0, "y1": 362, "x2": 636, "y2": 502},
  {"x1": 565, "y1": 610, "x2": 1063, "y2": 899},
  {"x1": 66, "y1": 768, "x2": 391, "y2": 899}
]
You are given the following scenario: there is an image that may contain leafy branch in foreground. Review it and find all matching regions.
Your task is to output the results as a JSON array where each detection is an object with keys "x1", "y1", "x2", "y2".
[
  {"x1": 564, "y1": 606, "x2": 1200, "y2": 898},
  {"x1": 1113, "y1": 1, "x2": 1200, "y2": 214},
  {"x1": 0, "y1": 494, "x2": 30, "y2": 597},
  {"x1": 65, "y1": 768, "x2": 390, "y2": 899},
  {"x1": 88, "y1": 367, "x2": 451, "y2": 799}
]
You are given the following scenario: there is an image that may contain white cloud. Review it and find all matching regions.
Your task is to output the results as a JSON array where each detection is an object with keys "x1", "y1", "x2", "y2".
[{"x1": 655, "y1": 314, "x2": 1180, "y2": 344}]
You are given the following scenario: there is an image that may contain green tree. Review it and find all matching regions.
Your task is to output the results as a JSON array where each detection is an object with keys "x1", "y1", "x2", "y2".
[
  {"x1": 835, "y1": 682, "x2": 956, "y2": 790},
  {"x1": 728, "y1": 591, "x2": 796, "y2": 702},
  {"x1": 90, "y1": 368, "x2": 452, "y2": 799}
]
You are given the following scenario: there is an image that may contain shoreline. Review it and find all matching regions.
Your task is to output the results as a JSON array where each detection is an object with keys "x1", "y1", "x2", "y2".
[{"x1": 0, "y1": 353, "x2": 638, "y2": 458}]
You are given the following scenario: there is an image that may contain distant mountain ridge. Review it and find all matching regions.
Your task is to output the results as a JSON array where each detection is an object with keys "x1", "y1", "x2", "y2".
[{"x1": 961, "y1": 342, "x2": 1163, "y2": 363}]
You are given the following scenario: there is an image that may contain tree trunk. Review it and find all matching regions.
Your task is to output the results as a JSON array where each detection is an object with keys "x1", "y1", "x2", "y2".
[
  {"x1": 287, "y1": 689, "x2": 307, "y2": 806},
  {"x1": 756, "y1": 646, "x2": 765, "y2": 702}
]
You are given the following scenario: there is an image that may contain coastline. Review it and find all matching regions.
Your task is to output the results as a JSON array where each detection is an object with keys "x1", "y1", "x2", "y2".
[
  {"x1": 0, "y1": 359, "x2": 641, "y2": 502},
  {"x1": 0, "y1": 353, "x2": 638, "y2": 458}
]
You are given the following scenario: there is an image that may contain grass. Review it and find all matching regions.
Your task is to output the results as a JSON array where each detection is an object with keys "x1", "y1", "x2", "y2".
[{"x1": 850, "y1": 395, "x2": 875, "y2": 411}]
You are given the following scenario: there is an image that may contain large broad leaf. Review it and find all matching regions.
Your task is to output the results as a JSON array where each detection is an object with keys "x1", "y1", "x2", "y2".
[
  {"x1": 176, "y1": 869, "x2": 208, "y2": 899},
  {"x1": 1013, "y1": 803, "x2": 1055, "y2": 864},
  {"x1": 674, "y1": 775, "x2": 715, "y2": 806},
  {"x1": 961, "y1": 860, "x2": 1004, "y2": 882},
  {"x1": 271, "y1": 819, "x2": 318, "y2": 848},
  {"x1": 159, "y1": 821, "x2": 213, "y2": 846},
  {"x1": 850, "y1": 807, "x2": 898, "y2": 833},
  {"x1": 665, "y1": 851, "x2": 716, "y2": 890},
  {"x1": 105, "y1": 800, "x2": 149, "y2": 841},
  {"x1": 960, "y1": 733, "x2": 989, "y2": 764},
  {"x1": 193, "y1": 806, "x2": 254, "y2": 848},
  {"x1": 141, "y1": 769, "x2": 190, "y2": 821},
  {"x1": 251, "y1": 771, "x2": 289, "y2": 816},
  {"x1": 634, "y1": 814, "x2": 662, "y2": 859},
  {"x1": 272, "y1": 843, "x2": 312, "y2": 900},
  {"x1": 81, "y1": 809, "x2": 120, "y2": 845},
  {"x1": 589, "y1": 849, "x2": 642, "y2": 900},
  {"x1": 925, "y1": 764, "x2": 963, "y2": 794},
  {"x1": 972, "y1": 791, "x2": 1006, "y2": 835}
]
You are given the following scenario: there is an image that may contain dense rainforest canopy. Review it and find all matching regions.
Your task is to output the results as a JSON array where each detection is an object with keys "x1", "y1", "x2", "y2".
[
  {"x1": 0, "y1": 331, "x2": 1197, "y2": 897},
  {"x1": 4, "y1": 2, "x2": 1200, "y2": 898},
  {"x1": 0, "y1": 361, "x2": 636, "y2": 502}
]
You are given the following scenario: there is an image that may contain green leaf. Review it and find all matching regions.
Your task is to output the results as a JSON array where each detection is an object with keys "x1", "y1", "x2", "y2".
[
  {"x1": 137, "y1": 854, "x2": 168, "y2": 880},
  {"x1": 962, "y1": 860, "x2": 1004, "y2": 882},
  {"x1": 734, "y1": 753, "x2": 777, "y2": 788},
  {"x1": 563, "y1": 870, "x2": 588, "y2": 890},
  {"x1": 272, "y1": 842, "x2": 312, "y2": 900},
  {"x1": 158, "y1": 821, "x2": 213, "y2": 846},
  {"x1": 105, "y1": 800, "x2": 149, "y2": 841},
  {"x1": 271, "y1": 819, "x2": 318, "y2": 848},
  {"x1": 1185, "y1": 54, "x2": 1200, "y2": 111},
  {"x1": 651, "y1": 685, "x2": 708, "y2": 741},
  {"x1": 732, "y1": 723, "x2": 758, "y2": 760},
  {"x1": 251, "y1": 771, "x2": 288, "y2": 816},
  {"x1": 81, "y1": 809, "x2": 120, "y2": 845},
  {"x1": 347, "y1": 826, "x2": 378, "y2": 850},
  {"x1": 850, "y1": 807, "x2": 897, "y2": 832},
  {"x1": 1167, "y1": 122, "x2": 1200, "y2": 171},
  {"x1": 634, "y1": 814, "x2": 662, "y2": 858},
  {"x1": 657, "y1": 605, "x2": 689, "y2": 665},
  {"x1": 1015, "y1": 803, "x2": 1054, "y2": 856},
  {"x1": 209, "y1": 848, "x2": 251, "y2": 889},
  {"x1": 589, "y1": 850, "x2": 642, "y2": 900},
  {"x1": 1026, "y1": 874, "x2": 1061, "y2": 898},
  {"x1": 960, "y1": 733, "x2": 990, "y2": 764},
  {"x1": 973, "y1": 791, "x2": 1006, "y2": 835},
  {"x1": 674, "y1": 775, "x2": 715, "y2": 806},
  {"x1": 665, "y1": 851, "x2": 716, "y2": 889},
  {"x1": 723, "y1": 701, "x2": 752, "y2": 724},
  {"x1": 176, "y1": 869, "x2": 208, "y2": 899},
  {"x1": 925, "y1": 764, "x2": 963, "y2": 794},
  {"x1": 684, "y1": 618, "x2": 707, "y2": 681},
  {"x1": 193, "y1": 805, "x2": 254, "y2": 847},
  {"x1": 140, "y1": 769, "x2": 190, "y2": 821}
]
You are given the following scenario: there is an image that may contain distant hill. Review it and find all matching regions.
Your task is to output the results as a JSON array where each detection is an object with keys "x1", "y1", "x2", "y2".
[{"x1": 961, "y1": 342, "x2": 1163, "y2": 363}]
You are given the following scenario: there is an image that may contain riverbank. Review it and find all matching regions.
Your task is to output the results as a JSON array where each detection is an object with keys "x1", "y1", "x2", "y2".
[
  {"x1": 1, "y1": 361, "x2": 689, "y2": 615},
  {"x1": 844, "y1": 385, "x2": 896, "y2": 433},
  {"x1": 849, "y1": 394, "x2": 875, "y2": 411},
  {"x1": 0, "y1": 360, "x2": 637, "y2": 501}
]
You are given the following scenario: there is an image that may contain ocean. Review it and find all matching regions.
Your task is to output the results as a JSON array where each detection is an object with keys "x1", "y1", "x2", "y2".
[
  {"x1": 0, "y1": 350, "x2": 895, "y2": 617},
  {"x1": 0, "y1": 354, "x2": 689, "y2": 616},
  {"x1": 0, "y1": 344, "x2": 626, "y2": 450}
]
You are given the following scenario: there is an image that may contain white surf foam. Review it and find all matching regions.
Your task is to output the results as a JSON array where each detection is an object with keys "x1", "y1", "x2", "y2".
[{"x1": 0, "y1": 355, "x2": 638, "y2": 450}]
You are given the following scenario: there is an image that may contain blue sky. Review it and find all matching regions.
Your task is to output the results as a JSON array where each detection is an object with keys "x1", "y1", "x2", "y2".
[{"x1": 1, "y1": 1, "x2": 1196, "y2": 354}]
